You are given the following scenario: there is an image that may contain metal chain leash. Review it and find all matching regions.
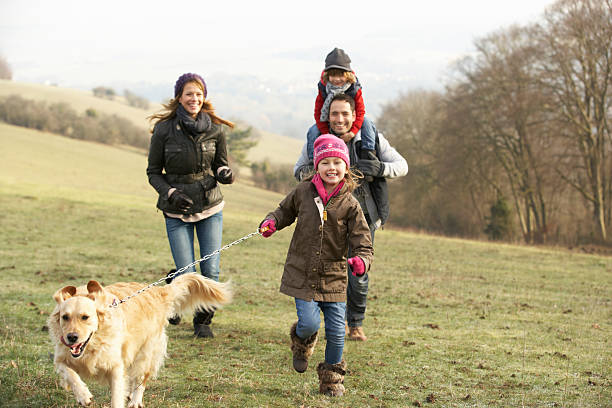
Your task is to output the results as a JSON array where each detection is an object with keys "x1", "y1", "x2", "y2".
[{"x1": 109, "y1": 229, "x2": 263, "y2": 308}]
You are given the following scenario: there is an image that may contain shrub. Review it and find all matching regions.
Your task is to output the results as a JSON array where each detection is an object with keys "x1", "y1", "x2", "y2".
[
  {"x1": 484, "y1": 196, "x2": 512, "y2": 241},
  {"x1": 251, "y1": 160, "x2": 298, "y2": 194},
  {"x1": 0, "y1": 94, "x2": 149, "y2": 149}
]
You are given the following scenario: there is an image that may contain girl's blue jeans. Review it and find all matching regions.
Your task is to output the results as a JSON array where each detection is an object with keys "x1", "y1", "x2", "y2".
[
  {"x1": 294, "y1": 298, "x2": 346, "y2": 364},
  {"x1": 164, "y1": 211, "x2": 223, "y2": 282}
]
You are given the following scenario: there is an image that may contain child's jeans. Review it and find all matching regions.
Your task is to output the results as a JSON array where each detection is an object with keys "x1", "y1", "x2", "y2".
[
  {"x1": 306, "y1": 117, "x2": 377, "y2": 160},
  {"x1": 294, "y1": 298, "x2": 346, "y2": 364}
]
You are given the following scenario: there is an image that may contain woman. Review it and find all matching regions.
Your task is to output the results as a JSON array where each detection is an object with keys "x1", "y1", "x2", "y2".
[{"x1": 147, "y1": 73, "x2": 235, "y2": 338}]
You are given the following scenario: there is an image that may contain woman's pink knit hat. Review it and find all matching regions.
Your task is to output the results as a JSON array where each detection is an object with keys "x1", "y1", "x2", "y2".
[{"x1": 313, "y1": 134, "x2": 350, "y2": 170}]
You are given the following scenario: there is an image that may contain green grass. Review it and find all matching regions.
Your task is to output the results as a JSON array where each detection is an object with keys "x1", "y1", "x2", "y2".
[{"x1": 0, "y1": 123, "x2": 610, "y2": 407}]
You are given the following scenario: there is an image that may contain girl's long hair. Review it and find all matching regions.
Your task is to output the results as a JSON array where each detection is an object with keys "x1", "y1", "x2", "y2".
[
  {"x1": 148, "y1": 80, "x2": 234, "y2": 132},
  {"x1": 342, "y1": 168, "x2": 362, "y2": 192}
]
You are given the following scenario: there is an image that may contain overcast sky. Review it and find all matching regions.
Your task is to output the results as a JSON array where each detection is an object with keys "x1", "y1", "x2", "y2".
[{"x1": 1, "y1": 0, "x2": 555, "y2": 92}]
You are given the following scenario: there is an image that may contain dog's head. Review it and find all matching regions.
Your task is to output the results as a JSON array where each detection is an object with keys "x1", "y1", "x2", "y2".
[{"x1": 50, "y1": 280, "x2": 110, "y2": 358}]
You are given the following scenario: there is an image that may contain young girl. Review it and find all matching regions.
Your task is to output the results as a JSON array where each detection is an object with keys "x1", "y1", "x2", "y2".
[
  {"x1": 307, "y1": 48, "x2": 377, "y2": 162},
  {"x1": 259, "y1": 134, "x2": 373, "y2": 397}
]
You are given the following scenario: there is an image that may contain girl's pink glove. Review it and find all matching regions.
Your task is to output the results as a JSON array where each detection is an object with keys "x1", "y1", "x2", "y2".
[
  {"x1": 259, "y1": 219, "x2": 276, "y2": 238},
  {"x1": 348, "y1": 256, "x2": 365, "y2": 276}
]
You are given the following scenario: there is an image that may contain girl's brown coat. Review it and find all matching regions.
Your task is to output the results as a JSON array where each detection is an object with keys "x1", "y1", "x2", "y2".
[{"x1": 265, "y1": 180, "x2": 373, "y2": 302}]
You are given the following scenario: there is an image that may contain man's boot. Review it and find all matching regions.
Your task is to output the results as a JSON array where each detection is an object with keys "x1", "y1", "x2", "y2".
[
  {"x1": 317, "y1": 360, "x2": 347, "y2": 396},
  {"x1": 290, "y1": 322, "x2": 318, "y2": 373},
  {"x1": 348, "y1": 326, "x2": 367, "y2": 341},
  {"x1": 193, "y1": 308, "x2": 215, "y2": 338}
]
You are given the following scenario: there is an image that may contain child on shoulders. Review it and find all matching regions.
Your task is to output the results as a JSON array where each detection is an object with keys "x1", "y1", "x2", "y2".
[{"x1": 307, "y1": 47, "x2": 377, "y2": 162}]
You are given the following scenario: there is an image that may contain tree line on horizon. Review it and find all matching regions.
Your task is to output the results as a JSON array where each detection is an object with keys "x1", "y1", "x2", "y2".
[
  {"x1": 379, "y1": 0, "x2": 611, "y2": 246},
  {"x1": 0, "y1": 94, "x2": 151, "y2": 148},
  {"x1": 0, "y1": 93, "x2": 258, "y2": 170}
]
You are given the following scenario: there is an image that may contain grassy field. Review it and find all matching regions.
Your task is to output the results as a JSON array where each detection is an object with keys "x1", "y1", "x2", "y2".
[{"x1": 0, "y1": 123, "x2": 610, "y2": 407}]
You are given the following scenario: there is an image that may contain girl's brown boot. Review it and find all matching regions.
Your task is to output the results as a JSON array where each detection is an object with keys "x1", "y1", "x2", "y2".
[
  {"x1": 290, "y1": 322, "x2": 318, "y2": 373},
  {"x1": 316, "y1": 360, "x2": 347, "y2": 396}
]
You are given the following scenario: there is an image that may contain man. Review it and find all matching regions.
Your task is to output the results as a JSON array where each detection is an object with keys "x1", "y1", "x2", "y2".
[{"x1": 294, "y1": 93, "x2": 408, "y2": 341}]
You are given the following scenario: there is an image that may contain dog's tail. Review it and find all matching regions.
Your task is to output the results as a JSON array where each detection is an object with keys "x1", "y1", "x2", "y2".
[{"x1": 166, "y1": 273, "x2": 232, "y2": 318}]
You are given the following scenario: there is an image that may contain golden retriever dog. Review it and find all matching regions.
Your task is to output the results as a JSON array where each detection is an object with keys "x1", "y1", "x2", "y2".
[{"x1": 48, "y1": 273, "x2": 231, "y2": 408}]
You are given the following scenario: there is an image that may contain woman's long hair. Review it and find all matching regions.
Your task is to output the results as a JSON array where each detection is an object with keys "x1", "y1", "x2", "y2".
[{"x1": 148, "y1": 79, "x2": 234, "y2": 132}]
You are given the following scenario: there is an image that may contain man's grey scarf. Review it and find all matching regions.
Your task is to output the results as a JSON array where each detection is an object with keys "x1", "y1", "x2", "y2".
[{"x1": 320, "y1": 82, "x2": 352, "y2": 122}]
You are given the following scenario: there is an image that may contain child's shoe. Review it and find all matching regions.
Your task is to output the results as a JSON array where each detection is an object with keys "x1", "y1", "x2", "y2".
[
  {"x1": 317, "y1": 360, "x2": 347, "y2": 396},
  {"x1": 290, "y1": 322, "x2": 318, "y2": 373}
]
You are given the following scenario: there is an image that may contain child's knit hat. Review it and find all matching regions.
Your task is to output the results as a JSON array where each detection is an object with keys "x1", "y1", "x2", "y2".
[
  {"x1": 314, "y1": 134, "x2": 350, "y2": 170},
  {"x1": 174, "y1": 73, "x2": 207, "y2": 98},
  {"x1": 324, "y1": 48, "x2": 352, "y2": 72}
]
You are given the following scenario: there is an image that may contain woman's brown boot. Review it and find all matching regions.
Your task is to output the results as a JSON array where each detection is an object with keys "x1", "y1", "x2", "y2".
[
  {"x1": 290, "y1": 322, "x2": 318, "y2": 373},
  {"x1": 317, "y1": 360, "x2": 347, "y2": 396}
]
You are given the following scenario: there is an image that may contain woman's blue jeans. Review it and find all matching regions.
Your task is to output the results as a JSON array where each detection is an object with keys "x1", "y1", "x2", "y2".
[
  {"x1": 164, "y1": 212, "x2": 223, "y2": 282},
  {"x1": 295, "y1": 298, "x2": 346, "y2": 364}
]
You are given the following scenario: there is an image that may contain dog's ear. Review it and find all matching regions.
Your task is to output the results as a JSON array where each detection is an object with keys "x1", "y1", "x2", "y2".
[
  {"x1": 53, "y1": 286, "x2": 77, "y2": 303},
  {"x1": 87, "y1": 280, "x2": 104, "y2": 294},
  {"x1": 86, "y1": 280, "x2": 111, "y2": 320}
]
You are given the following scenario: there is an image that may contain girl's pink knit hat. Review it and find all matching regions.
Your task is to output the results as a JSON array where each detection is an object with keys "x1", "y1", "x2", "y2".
[{"x1": 313, "y1": 134, "x2": 350, "y2": 170}]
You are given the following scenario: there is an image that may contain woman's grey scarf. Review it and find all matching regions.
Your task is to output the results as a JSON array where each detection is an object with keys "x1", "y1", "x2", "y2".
[
  {"x1": 319, "y1": 82, "x2": 352, "y2": 122},
  {"x1": 177, "y1": 104, "x2": 212, "y2": 136}
]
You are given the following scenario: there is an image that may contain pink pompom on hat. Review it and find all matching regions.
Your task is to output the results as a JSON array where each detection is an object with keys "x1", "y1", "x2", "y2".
[{"x1": 313, "y1": 134, "x2": 350, "y2": 170}]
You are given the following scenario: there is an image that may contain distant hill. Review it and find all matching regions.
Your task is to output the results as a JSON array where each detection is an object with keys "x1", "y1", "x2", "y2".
[
  {"x1": 0, "y1": 121, "x2": 283, "y2": 215},
  {"x1": 0, "y1": 79, "x2": 303, "y2": 165},
  {"x1": 0, "y1": 79, "x2": 158, "y2": 130}
]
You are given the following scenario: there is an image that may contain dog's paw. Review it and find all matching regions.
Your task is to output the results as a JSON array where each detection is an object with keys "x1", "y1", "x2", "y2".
[
  {"x1": 128, "y1": 385, "x2": 145, "y2": 407},
  {"x1": 75, "y1": 387, "x2": 93, "y2": 406}
]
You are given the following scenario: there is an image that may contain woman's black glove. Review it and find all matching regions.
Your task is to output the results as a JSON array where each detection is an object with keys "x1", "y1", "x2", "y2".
[
  {"x1": 168, "y1": 190, "x2": 194, "y2": 211},
  {"x1": 216, "y1": 168, "x2": 234, "y2": 184}
]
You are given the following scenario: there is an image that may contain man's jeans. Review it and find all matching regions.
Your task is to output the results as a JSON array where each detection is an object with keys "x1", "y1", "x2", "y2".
[
  {"x1": 346, "y1": 222, "x2": 376, "y2": 327},
  {"x1": 164, "y1": 212, "x2": 223, "y2": 282},
  {"x1": 295, "y1": 298, "x2": 346, "y2": 364}
]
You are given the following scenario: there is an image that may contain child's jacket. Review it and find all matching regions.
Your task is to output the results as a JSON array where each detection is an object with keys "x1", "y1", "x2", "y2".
[
  {"x1": 264, "y1": 180, "x2": 373, "y2": 302},
  {"x1": 314, "y1": 72, "x2": 366, "y2": 135}
]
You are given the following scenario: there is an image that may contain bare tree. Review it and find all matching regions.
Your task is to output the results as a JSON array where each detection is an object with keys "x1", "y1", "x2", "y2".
[
  {"x1": 0, "y1": 56, "x2": 12, "y2": 80},
  {"x1": 451, "y1": 25, "x2": 560, "y2": 243},
  {"x1": 379, "y1": 90, "x2": 492, "y2": 237},
  {"x1": 537, "y1": 0, "x2": 612, "y2": 241}
]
